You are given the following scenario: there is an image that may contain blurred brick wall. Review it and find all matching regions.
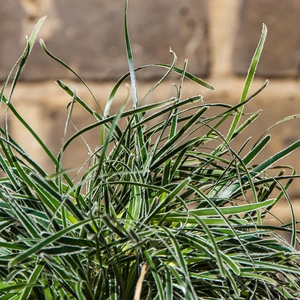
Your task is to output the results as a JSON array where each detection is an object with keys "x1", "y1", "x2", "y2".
[
  {"x1": 2, "y1": 1, "x2": 300, "y2": 80},
  {"x1": 1, "y1": 1, "x2": 300, "y2": 221}
]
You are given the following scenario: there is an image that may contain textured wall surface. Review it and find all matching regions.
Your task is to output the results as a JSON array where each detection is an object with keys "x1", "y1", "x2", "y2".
[
  {"x1": 0, "y1": 0, "x2": 209, "y2": 80},
  {"x1": 233, "y1": 0, "x2": 300, "y2": 77},
  {"x1": 1, "y1": 0, "x2": 300, "y2": 222}
]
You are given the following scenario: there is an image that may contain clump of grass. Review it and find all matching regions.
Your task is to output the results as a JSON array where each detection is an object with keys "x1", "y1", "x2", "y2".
[{"x1": 1, "y1": 2, "x2": 300, "y2": 299}]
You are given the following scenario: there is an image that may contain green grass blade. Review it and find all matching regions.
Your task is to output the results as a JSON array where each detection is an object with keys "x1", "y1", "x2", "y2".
[
  {"x1": 241, "y1": 134, "x2": 271, "y2": 166},
  {"x1": 2, "y1": 95, "x2": 74, "y2": 188},
  {"x1": 40, "y1": 39, "x2": 102, "y2": 113},
  {"x1": 153, "y1": 106, "x2": 207, "y2": 161},
  {"x1": 56, "y1": 80, "x2": 97, "y2": 116},
  {"x1": 0, "y1": 283, "x2": 29, "y2": 294},
  {"x1": 124, "y1": 0, "x2": 138, "y2": 109},
  {"x1": 5, "y1": 197, "x2": 40, "y2": 239},
  {"x1": 8, "y1": 218, "x2": 95, "y2": 267},
  {"x1": 154, "y1": 198, "x2": 275, "y2": 220},
  {"x1": 192, "y1": 216, "x2": 226, "y2": 277},
  {"x1": 19, "y1": 260, "x2": 44, "y2": 300},
  {"x1": 158, "y1": 64, "x2": 215, "y2": 90},
  {"x1": 104, "y1": 64, "x2": 213, "y2": 117},
  {"x1": 225, "y1": 24, "x2": 267, "y2": 143},
  {"x1": 60, "y1": 97, "x2": 176, "y2": 152},
  {"x1": 143, "y1": 250, "x2": 164, "y2": 299},
  {"x1": 7, "y1": 16, "x2": 46, "y2": 98},
  {"x1": 143, "y1": 177, "x2": 191, "y2": 224},
  {"x1": 92, "y1": 99, "x2": 128, "y2": 183},
  {"x1": 252, "y1": 139, "x2": 300, "y2": 174},
  {"x1": 218, "y1": 139, "x2": 300, "y2": 199}
]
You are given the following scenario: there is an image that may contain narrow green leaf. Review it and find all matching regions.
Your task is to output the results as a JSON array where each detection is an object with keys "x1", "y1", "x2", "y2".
[
  {"x1": 102, "y1": 215, "x2": 127, "y2": 238},
  {"x1": 143, "y1": 250, "x2": 164, "y2": 299},
  {"x1": 9, "y1": 218, "x2": 94, "y2": 267},
  {"x1": 38, "y1": 246, "x2": 86, "y2": 256},
  {"x1": 241, "y1": 134, "x2": 271, "y2": 166},
  {"x1": 0, "y1": 283, "x2": 29, "y2": 293},
  {"x1": 2, "y1": 95, "x2": 74, "y2": 188},
  {"x1": 8, "y1": 16, "x2": 46, "y2": 97},
  {"x1": 192, "y1": 216, "x2": 226, "y2": 277},
  {"x1": 40, "y1": 39, "x2": 102, "y2": 114},
  {"x1": 153, "y1": 106, "x2": 207, "y2": 161},
  {"x1": 19, "y1": 260, "x2": 44, "y2": 300},
  {"x1": 143, "y1": 177, "x2": 191, "y2": 224},
  {"x1": 6, "y1": 197, "x2": 40, "y2": 239},
  {"x1": 165, "y1": 269, "x2": 173, "y2": 300},
  {"x1": 124, "y1": 0, "x2": 138, "y2": 109},
  {"x1": 60, "y1": 96, "x2": 175, "y2": 152},
  {"x1": 225, "y1": 24, "x2": 267, "y2": 143},
  {"x1": 252, "y1": 139, "x2": 300, "y2": 174},
  {"x1": 154, "y1": 198, "x2": 275, "y2": 219},
  {"x1": 219, "y1": 140, "x2": 300, "y2": 199},
  {"x1": 75, "y1": 281, "x2": 85, "y2": 300}
]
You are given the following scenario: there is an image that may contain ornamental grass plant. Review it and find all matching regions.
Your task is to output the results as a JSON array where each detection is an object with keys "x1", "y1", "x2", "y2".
[{"x1": 1, "y1": 2, "x2": 300, "y2": 299}]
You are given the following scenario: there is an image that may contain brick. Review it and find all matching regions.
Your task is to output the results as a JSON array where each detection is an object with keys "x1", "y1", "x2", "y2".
[
  {"x1": 0, "y1": 0, "x2": 208, "y2": 81},
  {"x1": 0, "y1": 1, "x2": 24, "y2": 80},
  {"x1": 233, "y1": 0, "x2": 300, "y2": 77}
]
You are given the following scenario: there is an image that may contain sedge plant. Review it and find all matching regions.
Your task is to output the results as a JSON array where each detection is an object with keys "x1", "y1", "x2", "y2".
[{"x1": 0, "y1": 2, "x2": 300, "y2": 299}]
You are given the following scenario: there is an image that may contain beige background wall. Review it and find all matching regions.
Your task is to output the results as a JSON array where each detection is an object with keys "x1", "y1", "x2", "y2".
[{"x1": 1, "y1": 1, "x2": 300, "y2": 222}]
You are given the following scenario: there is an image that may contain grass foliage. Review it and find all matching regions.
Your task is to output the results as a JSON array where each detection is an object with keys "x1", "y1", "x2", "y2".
[{"x1": 1, "y1": 2, "x2": 300, "y2": 299}]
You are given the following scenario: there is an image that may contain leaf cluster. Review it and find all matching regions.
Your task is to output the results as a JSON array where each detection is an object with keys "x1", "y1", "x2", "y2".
[{"x1": 0, "y1": 3, "x2": 300, "y2": 299}]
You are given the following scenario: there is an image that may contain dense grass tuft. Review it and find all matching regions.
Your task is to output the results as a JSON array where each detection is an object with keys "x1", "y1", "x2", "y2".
[{"x1": 0, "y1": 3, "x2": 300, "y2": 299}]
